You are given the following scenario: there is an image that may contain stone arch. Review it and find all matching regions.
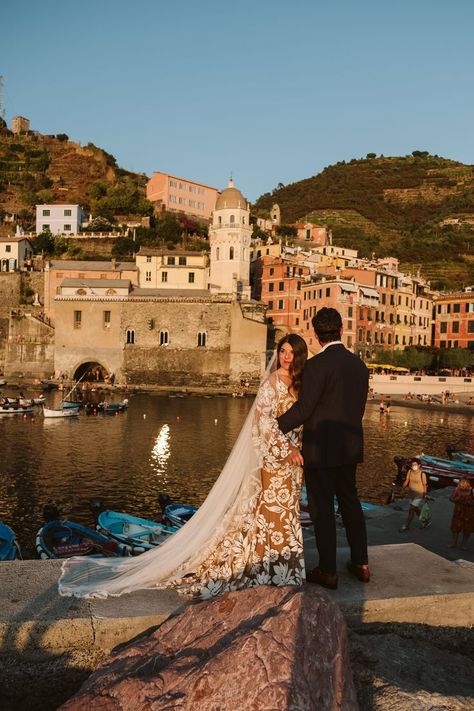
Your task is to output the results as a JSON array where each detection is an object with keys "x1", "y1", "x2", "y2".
[{"x1": 73, "y1": 360, "x2": 110, "y2": 383}]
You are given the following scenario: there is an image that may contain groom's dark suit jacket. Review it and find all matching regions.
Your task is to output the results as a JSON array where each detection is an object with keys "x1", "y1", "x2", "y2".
[{"x1": 278, "y1": 344, "x2": 369, "y2": 468}]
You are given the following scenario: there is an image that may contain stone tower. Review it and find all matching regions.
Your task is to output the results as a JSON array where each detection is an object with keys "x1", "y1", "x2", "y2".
[{"x1": 209, "y1": 179, "x2": 252, "y2": 298}]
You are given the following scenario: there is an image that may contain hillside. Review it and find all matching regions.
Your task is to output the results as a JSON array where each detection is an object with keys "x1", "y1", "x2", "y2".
[
  {"x1": 0, "y1": 126, "x2": 151, "y2": 232},
  {"x1": 254, "y1": 154, "x2": 474, "y2": 289}
]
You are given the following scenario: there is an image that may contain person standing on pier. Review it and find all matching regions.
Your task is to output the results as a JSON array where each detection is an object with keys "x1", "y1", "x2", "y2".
[{"x1": 277, "y1": 307, "x2": 370, "y2": 590}]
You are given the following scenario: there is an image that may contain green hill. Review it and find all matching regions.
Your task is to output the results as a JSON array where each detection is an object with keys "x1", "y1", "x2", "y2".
[
  {"x1": 0, "y1": 124, "x2": 151, "y2": 233},
  {"x1": 254, "y1": 154, "x2": 474, "y2": 289}
]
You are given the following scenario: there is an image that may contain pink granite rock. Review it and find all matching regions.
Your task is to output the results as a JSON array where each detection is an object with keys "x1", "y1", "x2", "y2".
[{"x1": 60, "y1": 585, "x2": 358, "y2": 710}]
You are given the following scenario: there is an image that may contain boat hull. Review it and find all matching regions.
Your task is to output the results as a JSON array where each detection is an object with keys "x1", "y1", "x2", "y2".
[
  {"x1": 97, "y1": 510, "x2": 176, "y2": 555},
  {"x1": 36, "y1": 519, "x2": 129, "y2": 559}
]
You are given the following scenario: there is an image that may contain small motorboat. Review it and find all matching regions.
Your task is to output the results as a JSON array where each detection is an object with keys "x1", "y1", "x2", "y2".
[
  {"x1": 62, "y1": 401, "x2": 81, "y2": 410},
  {"x1": 0, "y1": 404, "x2": 34, "y2": 416},
  {"x1": 97, "y1": 510, "x2": 176, "y2": 555},
  {"x1": 36, "y1": 518, "x2": 129, "y2": 559},
  {"x1": 158, "y1": 494, "x2": 197, "y2": 529},
  {"x1": 96, "y1": 399, "x2": 129, "y2": 415},
  {"x1": 446, "y1": 446, "x2": 474, "y2": 465},
  {"x1": 42, "y1": 406, "x2": 79, "y2": 418},
  {"x1": 0, "y1": 522, "x2": 20, "y2": 560}
]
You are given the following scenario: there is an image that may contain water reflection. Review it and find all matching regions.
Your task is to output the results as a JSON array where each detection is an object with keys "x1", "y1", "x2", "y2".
[
  {"x1": 151, "y1": 424, "x2": 171, "y2": 473},
  {"x1": 0, "y1": 393, "x2": 472, "y2": 554}
]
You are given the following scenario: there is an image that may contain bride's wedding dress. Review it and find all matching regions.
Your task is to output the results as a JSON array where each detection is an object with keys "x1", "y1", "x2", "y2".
[{"x1": 58, "y1": 367, "x2": 304, "y2": 599}]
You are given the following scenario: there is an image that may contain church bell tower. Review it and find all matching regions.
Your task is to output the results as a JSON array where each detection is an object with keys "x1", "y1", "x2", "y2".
[{"x1": 209, "y1": 179, "x2": 252, "y2": 298}]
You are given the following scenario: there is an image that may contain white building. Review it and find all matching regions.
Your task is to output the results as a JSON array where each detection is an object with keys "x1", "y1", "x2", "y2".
[
  {"x1": 209, "y1": 180, "x2": 252, "y2": 298},
  {"x1": 135, "y1": 248, "x2": 210, "y2": 290},
  {"x1": 36, "y1": 204, "x2": 85, "y2": 235},
  {"x1": 0, "y1": 235, "x2": 34, "y2": 271}
]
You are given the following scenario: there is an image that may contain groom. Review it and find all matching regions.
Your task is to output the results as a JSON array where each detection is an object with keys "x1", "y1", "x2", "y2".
[{"x1": 277, "y1": 307, "x2": 370, "y2": 590}]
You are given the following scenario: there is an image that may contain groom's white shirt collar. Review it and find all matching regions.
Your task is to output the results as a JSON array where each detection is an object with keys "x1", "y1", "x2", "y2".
[{"x1": 317, "y1": 340, "x2": 343, "y2": 354}]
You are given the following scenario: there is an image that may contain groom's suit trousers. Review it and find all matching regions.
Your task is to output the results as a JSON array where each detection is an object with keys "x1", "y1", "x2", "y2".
[{"x1": 306, "y1": 463, "x2": 368, "y2": 575}]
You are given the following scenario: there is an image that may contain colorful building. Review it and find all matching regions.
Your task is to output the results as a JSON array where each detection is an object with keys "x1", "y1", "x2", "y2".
[
  {"x1": 146, "y1": 172, "x2": 219, "y2": 221},
  {"x1": 433, "y1": 289, "x2": 474, "y2": 350},
  {"x1": 135, "y1": 248, "x2": 209, "y2": 290}
]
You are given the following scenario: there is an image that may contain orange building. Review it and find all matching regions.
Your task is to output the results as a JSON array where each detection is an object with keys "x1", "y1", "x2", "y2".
[
  {"x1": 146, "y1": 172, "x2": 220, "y2": 221},
  {"x1": 433, "y1": 289, "x2": 474, "y2": 350},
  {"x1": 258, "y1": 255, "x2": 310, "y2": 331}
]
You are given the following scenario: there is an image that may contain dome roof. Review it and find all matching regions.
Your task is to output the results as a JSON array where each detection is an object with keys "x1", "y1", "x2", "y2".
[{"x1": 215, "y1": 179, "x2": 248, "y2": 210}]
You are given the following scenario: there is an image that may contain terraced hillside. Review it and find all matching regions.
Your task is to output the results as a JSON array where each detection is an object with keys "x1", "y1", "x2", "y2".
[{"x1": 254, "y1": 154, "x2": 474, "y2": 288}]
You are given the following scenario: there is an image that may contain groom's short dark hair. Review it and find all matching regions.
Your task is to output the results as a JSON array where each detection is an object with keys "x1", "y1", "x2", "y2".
[{"x1": 312, "y1": 308, "x2": 342, "y2": 343}]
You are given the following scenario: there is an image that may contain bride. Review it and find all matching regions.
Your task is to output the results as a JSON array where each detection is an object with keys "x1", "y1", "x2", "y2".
[{"x1": 59, "y1": 334, "x2": 308, "y2": 599}]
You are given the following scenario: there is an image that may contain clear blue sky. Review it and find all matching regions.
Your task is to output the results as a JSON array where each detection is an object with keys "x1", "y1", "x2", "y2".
[{"x1": 2, "y1": 0, "x2": 473, "y2": 201}]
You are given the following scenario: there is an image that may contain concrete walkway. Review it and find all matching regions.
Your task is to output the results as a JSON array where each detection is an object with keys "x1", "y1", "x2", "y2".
[{"x1": 1, "y1": 492, "x2": 473, "y2": 660}]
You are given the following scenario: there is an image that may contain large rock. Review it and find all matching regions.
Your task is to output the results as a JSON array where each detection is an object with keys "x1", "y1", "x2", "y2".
[{"x1": 59, "y1": 585, "x2": 358, "y2": 710}]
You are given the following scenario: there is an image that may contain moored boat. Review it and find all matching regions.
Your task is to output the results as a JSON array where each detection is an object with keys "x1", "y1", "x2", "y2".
[
  {"x1": 0, "y1": 522, "x2": 20, "y2": 560},
  {"x1": 163, "y1": 503, "x2": 197, "y2": 528},
  {"x1": 36, "y1": 519, "x2": 129, "y2": 559},
  {"x1": 0, "y1": 404, "x2": 34, "y2": 416},
  {"x1": 42, "y1": 406, "x2": 79, "y2": 418},
  {"x1": 97, "y1": 510, "x2": 176, "y2": 555},
  {"x1": 446, "y1": 446, "x2": 474, "y2": 465}
]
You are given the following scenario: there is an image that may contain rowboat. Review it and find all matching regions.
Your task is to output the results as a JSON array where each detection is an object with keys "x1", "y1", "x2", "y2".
[
  {"x1": 446, "y1": 448, "x2": 474, "y2": 465},
  {"x1": 0, "y1": 522, "x2": 20, "y2": 560},
  {"x1": 97, "y1": 510, "x2": 176, "y2": 555},
  {"x1": 0, "y1": 405, "x2": 34, "y2": 416},
  {"x1": 42, "y1": 406, "x2": 79, "y2": 418},
  {"x1": 36, "y1": 519, "x2": 129, "y2": 559},
  {"x1": 62, "y1": 401, "x2": 81, "y2": 410},
  {"x1": 162, "y1": 503, "x2": 197, "y2": 528}
]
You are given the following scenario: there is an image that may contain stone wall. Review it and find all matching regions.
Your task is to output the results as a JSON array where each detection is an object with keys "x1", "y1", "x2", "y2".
[
  {"x1": 0, "y1": 273, "x2": 22, "y2": 371},
  {"x1": 52, "y1": 295, "x2": 267, "y2": 387},
  {"x1": 4, "y1": 311, "x2": 55, "y2": 378}
]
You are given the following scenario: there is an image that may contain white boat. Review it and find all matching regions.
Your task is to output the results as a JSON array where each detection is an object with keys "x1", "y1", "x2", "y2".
[
  {"x1": 0, "y1": 405, "x2": 34, "y2": 416},
  {"x1": 42, "y1": 406, "x2": 79, "y2": 419}
]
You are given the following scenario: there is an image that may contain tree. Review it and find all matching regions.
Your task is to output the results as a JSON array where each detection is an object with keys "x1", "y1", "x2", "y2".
[
  {"x1": 111, "y1": 237, "x2": 137, "y2": 258},
  {"x1": 33, "y1": 230, "x2": 55, "y2": 255},
  {"x1": 56, "y1": 133, "x2": 69, "y2": 142},
  {"x1": 366, "y1": 153, "x2": 376, "y2": 159}
]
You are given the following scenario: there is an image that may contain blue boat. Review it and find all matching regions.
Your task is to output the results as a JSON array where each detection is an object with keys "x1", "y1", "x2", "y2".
[
  {"x1": 448, "y1": 450, "x2": 474, "y2": 465},
  {"x1": 97, "y1": 510, "x2": 176, "y2": 555},
  {"x1": 62, "y1": 401, "x2": 81, "y2": 410},
  {"x1": 36, "y1": 519, "x2": 129, "y2": 559},
  {"x1": 0, "y1": 522, "x2": 19, "y2": 560},
  {"x1": 163, "y1": 503, "x2": 197, "y2": 528}
]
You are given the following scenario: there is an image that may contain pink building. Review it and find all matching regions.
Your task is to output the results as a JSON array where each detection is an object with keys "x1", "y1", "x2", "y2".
[
  {"x1": 146, "y1": 172, "x2": 220, "y2": 221},
  {"x1": 295, "y1": 223, "x2": 328, "y2": 245}
]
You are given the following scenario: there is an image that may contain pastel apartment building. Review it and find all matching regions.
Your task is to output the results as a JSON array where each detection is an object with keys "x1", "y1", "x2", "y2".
[
  {"x1": 433, "y1": 289, "x2": 474, "y2": 350},
  {"x1": 146, "y1": 172, "x2": 220, "y2": 221},
  {"x1": 259, "y1": 255, "x2": 311, "y2": 331},
  {"x1": 36, "y1": 204, "x2": 85, "y2": 235},
  {"x1": 135, "y1": 248, "x2": 210, "y2": 290}
]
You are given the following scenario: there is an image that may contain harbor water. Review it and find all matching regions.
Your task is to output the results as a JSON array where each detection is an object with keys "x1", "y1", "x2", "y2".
[{"x1": 0, "y1": 390, "x2": 473, "y2": 555}]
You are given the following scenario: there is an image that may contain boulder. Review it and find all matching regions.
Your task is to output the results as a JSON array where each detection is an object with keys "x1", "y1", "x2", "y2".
[{"x1": 60, "y1": 585, "x2": 358, "y2": 710}]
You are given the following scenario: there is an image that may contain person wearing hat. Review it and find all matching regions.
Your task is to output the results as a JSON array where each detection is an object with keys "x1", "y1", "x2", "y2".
[{"x1": 399, "y1": 458, "x2": 428, "y2": 532}]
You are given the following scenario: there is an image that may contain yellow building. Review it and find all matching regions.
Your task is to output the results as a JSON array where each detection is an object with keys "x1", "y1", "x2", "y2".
[{"x1": 135, "y1": 248, "x2": 209, "y2": 290}]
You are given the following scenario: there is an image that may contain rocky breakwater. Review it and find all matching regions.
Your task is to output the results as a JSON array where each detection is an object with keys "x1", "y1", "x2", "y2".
[{"x1": 59, "y1": 585, "x2": 358, "y2": 711}]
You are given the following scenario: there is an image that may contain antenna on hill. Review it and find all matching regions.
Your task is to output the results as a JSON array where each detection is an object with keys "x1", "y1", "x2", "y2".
[{"x1": 0, "y1": 76, "x2": 4, "y2": 120}]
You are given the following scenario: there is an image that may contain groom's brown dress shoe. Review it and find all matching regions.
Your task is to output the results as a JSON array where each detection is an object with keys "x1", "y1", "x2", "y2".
[
  {"x1": 306, "y1": 567, "x2": 338, "y2": 590},
  {"x1": 346, "y1": 560, "x2": 370, "y2": 583}
]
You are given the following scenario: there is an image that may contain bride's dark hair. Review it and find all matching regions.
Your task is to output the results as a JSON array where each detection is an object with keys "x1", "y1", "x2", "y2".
[{"x1": 277, "y1": 333, "x2": 308, "y2": 392}]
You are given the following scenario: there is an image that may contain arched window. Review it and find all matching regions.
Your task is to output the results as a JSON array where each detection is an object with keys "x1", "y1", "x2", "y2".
[
  {"x1": 230, "y1": 214, "x2": 235, "y2": 224},
  {"x1": 218, "y1": 216, "x2": 222, "y2": 225},
  {"x1": 242, "y1": 216, "x2": 245, "y2": 224},
  {"x1": 216, "y1": 247, "x2": 219, "y2": 260},
  {"x1": 160, "y1": 329, "x2": 169, "y2": 346},
  {"x1": 197, "y1": 331, "x2": 207, "y2": 347},
  {"x1": 229, "y1": 246, "x2": 234, "y2": 260},
  {"x1": 126, "y1": 328, "x2": 135, "y2": 344},
  {"x1": 76, "y1": 288, "x2": 87, "y2": 295},
  {"x1": 106, "y1": 288, "x2": 117, "y2": 296},
  {"x1": 234, "y1": 246, "x2": 239, "y2": 260}
]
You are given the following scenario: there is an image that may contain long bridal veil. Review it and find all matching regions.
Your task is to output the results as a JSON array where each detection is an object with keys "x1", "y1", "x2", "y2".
[{"x1": 58, "y1": 354, "x2": 277, "y2": 598}]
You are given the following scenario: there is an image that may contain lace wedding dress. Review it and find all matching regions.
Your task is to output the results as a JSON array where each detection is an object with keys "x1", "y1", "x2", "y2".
[{"x1": 58, "y1": 367, "x2": 304, "y2": 599}]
